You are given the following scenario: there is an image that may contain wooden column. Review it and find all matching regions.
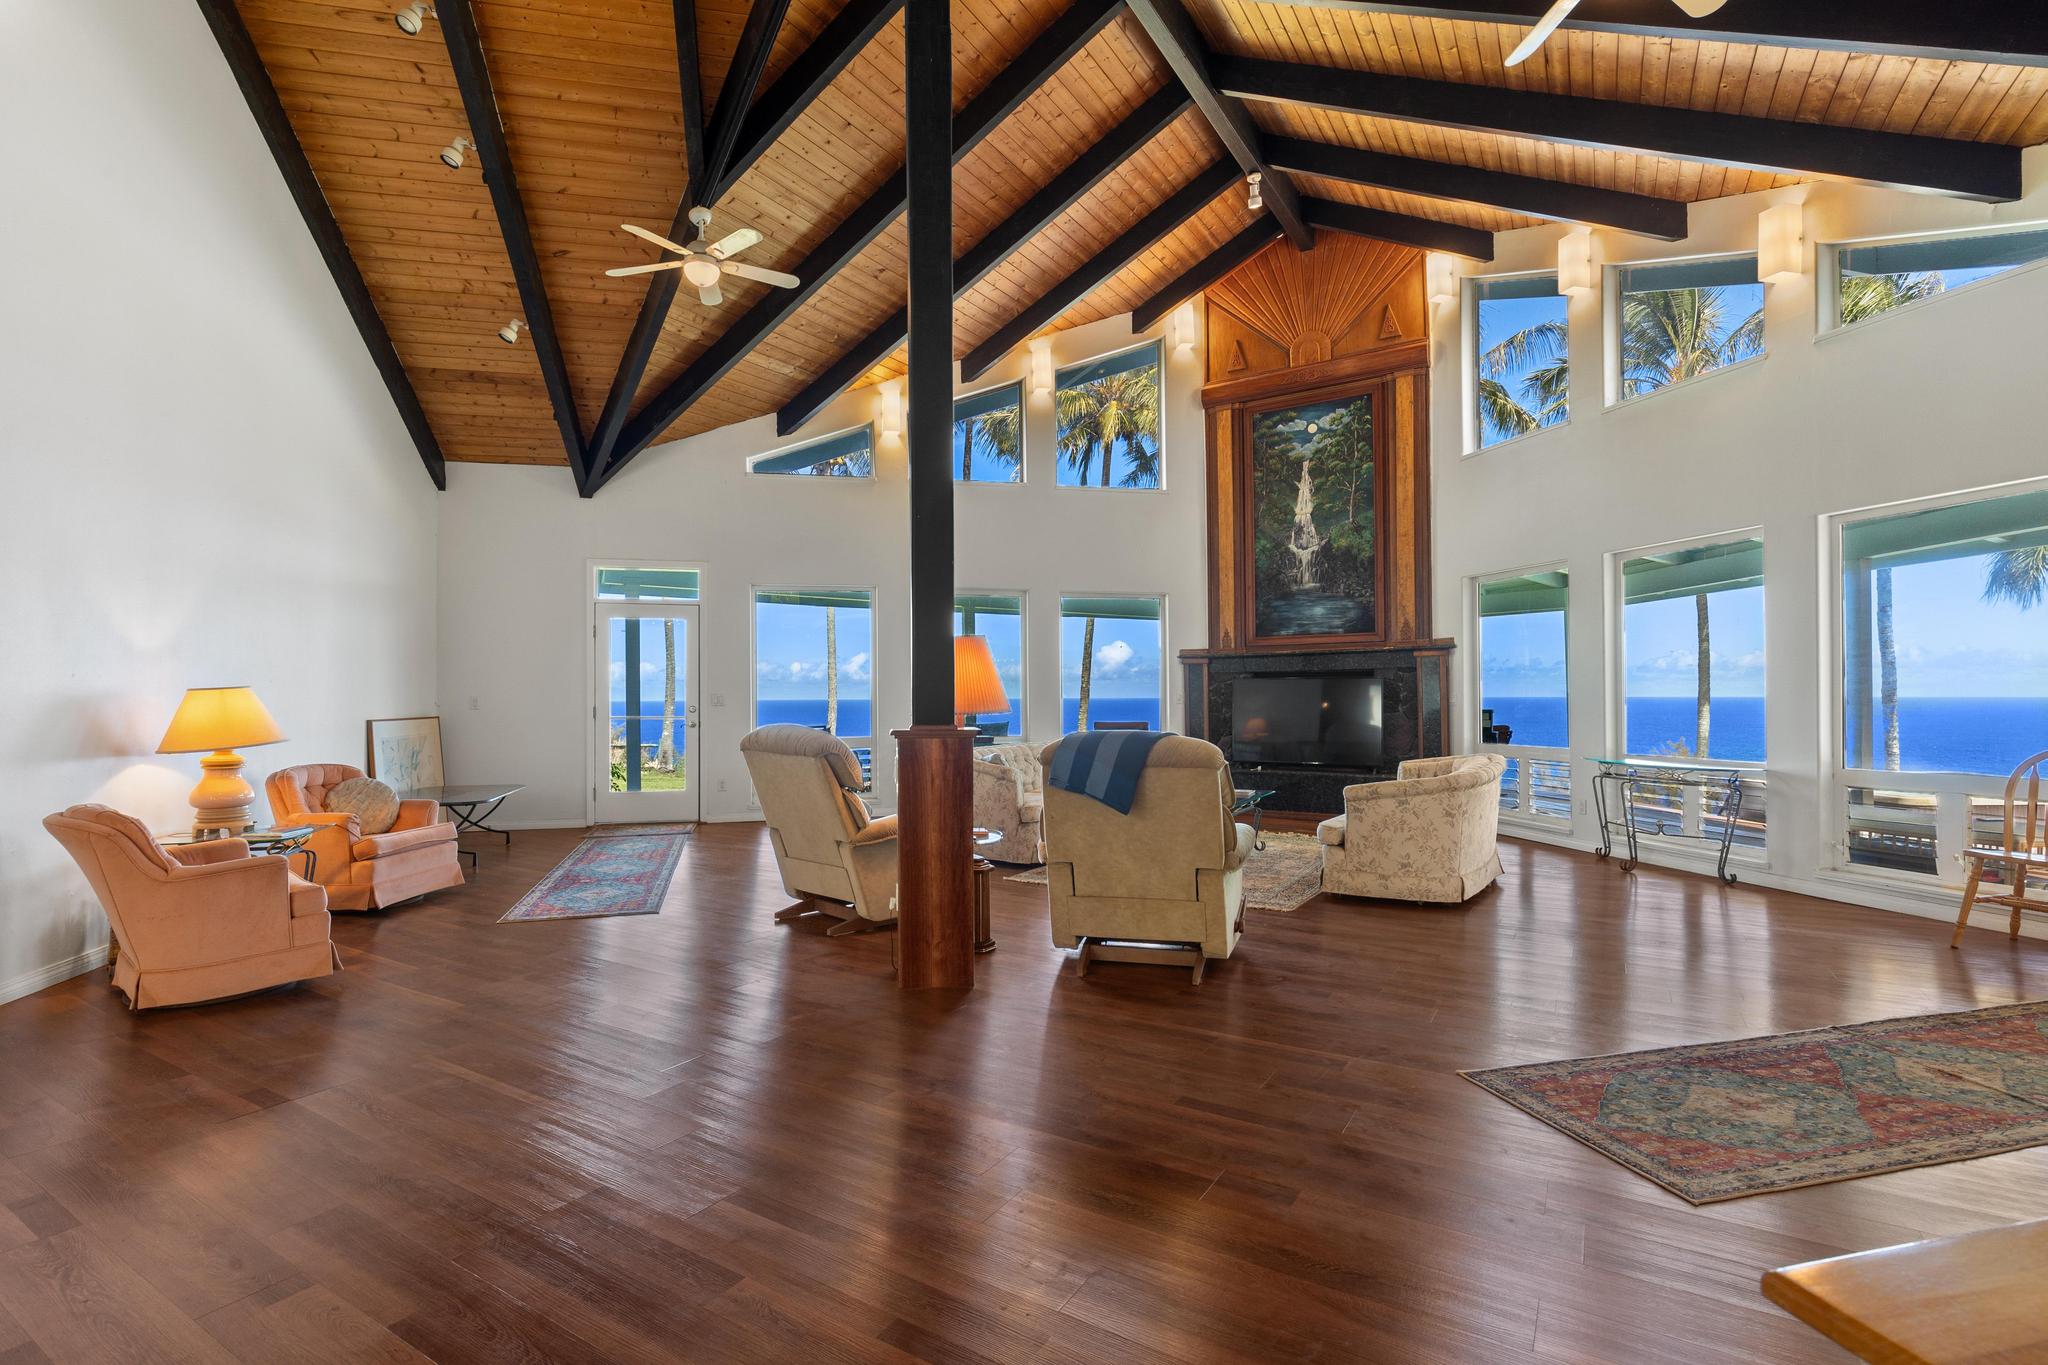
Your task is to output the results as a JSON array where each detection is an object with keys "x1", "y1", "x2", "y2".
[{"x1": 894, "y1": 0, "x2": 974, "y2": 991}]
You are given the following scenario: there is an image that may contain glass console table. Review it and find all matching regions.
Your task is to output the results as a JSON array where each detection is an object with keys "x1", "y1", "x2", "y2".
[{"x1": 1587, "y1": 757, "x2": 1747, "y2": 885}]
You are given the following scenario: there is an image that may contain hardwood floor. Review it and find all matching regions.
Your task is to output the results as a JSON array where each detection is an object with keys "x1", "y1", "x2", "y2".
[{"x1": 4, "y1": 825, "x2": 2047, "y2": 1363}]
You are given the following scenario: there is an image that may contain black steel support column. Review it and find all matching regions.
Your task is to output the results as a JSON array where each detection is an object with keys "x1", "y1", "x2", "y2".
[{"x1": 905, "y1": 0, "x2": 954, "y2": 731}]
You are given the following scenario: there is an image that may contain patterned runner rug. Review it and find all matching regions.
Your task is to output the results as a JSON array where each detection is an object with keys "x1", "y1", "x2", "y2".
[
  {"x1": 586, "y1": 822, "x2": 697, "y2": 838},
  {"x1": 498, "y1": 832, "x2": 686, "y2": 923},
  {"x1": 1463, "y1": 1001, "x2": 2048, "y2": 1203},
  {"x1": 1006, "y1": 831, "x2": 1325, "y2": 912}
]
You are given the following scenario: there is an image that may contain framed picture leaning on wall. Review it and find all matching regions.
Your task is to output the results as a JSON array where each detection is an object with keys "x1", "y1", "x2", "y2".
[{"x1": 366, "y1": 715, "x2": 444, "y2": 792}]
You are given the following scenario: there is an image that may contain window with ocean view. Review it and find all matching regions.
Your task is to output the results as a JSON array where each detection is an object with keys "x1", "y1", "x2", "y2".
[
  {"x1": 749, "y1": 425, "x2": 874, "y2": 478},
  {"x1": 1060, "y1": 595, "x2": 1163, "y2": 732},
  {"x1": 754, "y1": 588, "x2": 875, "y2": 778},
  {"x1": 1054, "y1": 343, "x2": 1161, "y2": 488},
  {"x1": 955, "y1": 594, "x2": 1025, "y2": 736},
  {"x1": 1612, "y1": 256, "x2": 1764, "y2": 402},
  {"x1": 1837, "y1": 486, "x2": 2048, "y2": 878},
  {"x1": 1477, "y1": 569, "x2": 1570, "y2": 821},
  {"x1": 1473, "y1": 274, "x2": 1567, "y2": 450},
  {"x1": 1831, "y1": 225, "x2": 2048, "y2": 331},
  {"x1": 955, "y1": 384, "x2": 1023, "y2": 483},
  {"x1": 1619, "y1": 537, "x2": 1766, "y2": 764}
]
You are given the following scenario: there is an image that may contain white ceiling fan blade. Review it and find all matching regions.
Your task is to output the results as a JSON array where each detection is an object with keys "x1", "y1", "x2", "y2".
[
  {"x1": 605, "y1": 260, "x2": 688, "y2": 277},
  {"x1": 1670, "y1": 0, "x2": 1728, "y2": 15},
  {"x1": 1504, "y1": 0, "x2": 1582, "y2": 67},
  {"x1": 620, "y1": 222, "x2": 690, "y2": 256},
  {"x1": 722, "y1": 261, "x2": 800, "y2": 289},
  {"x1": 707, "y1": 227, "x2": 762, "y2": 260},
  {"x1": 698, "y1": 282, "x2": 723, "y2": 307}
]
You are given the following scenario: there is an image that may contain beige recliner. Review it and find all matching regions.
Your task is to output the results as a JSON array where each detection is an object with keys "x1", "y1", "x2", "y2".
[
  {"x1": 1038, "y1": 734, "x2": 1251, "y2": 983},
  {"x1": 1317, "y1": 754, "x2": 1506, "y2": 904},
  {"x1": 741, "y1": 724, "x2": 897, "y2": 935}
]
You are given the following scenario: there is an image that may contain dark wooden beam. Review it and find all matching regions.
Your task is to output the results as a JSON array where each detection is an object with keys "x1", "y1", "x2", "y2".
[
  {"x1": 438, "y1": 0, "x2": 590, "y2": 486},
  {"x1": 1218, "y1": 56, "x2": 2023, "y2": 202},
  {"x1": 708, "y1": 0, "x2": 905, "y2": 203},
  {"x1": 700, "y1": 0, "x2": 793, "y2": 196},
  {"x1": 1130, "y1": 220, "x2": 1282, "y2": 330},
  {"x1": 1266, "y1": 134, "x2": 1687, "y2": 240},
  {"x1": 1123, "y1": 0, "x2": 1313, "y2": 251},
  {"x1": 592, "y1": 0, "x2": 1124, "y2": 490},
  {"x1": 1253, "y1": 2, "x2": 2048, "y2": 68},
  {"x1": 959, "y1": 157, "x2": 1239, "y2": 382},
  {"x1": 194, "y1": 0, "x2": 447, "y2": 489},
  {"x1": 1301, "y1": 197, "x2": 1494, "y2": 257},
  {"x1": 776, "y1": 84, "x2": 1193, "y2": 436},
  {"x1": 675, "y1": 0, "x2": 705, "y2": 199}
]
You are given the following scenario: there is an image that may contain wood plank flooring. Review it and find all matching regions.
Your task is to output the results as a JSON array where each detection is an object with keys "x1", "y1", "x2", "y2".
[{"x1": 4, "y1": 824, "x2": 2047, "y2": 1362}]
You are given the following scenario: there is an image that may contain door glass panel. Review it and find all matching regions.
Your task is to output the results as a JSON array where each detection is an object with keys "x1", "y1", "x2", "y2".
[{"x1": 609, "y1": 615, "x2": 689, "y2": 794}]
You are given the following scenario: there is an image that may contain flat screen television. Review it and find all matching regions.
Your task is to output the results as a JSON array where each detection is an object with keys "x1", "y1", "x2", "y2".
[{"x1": 1230, "y1": 675, "x2": 1384, "y2": 769}]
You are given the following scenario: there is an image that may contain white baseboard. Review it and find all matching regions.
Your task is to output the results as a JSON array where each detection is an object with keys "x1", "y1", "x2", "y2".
[{"x1": 0, "y1": 943, "x2": 109, "y2": 1007}]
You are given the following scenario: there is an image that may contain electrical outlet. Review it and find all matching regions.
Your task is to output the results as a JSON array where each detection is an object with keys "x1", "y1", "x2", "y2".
[
  {"x1": 467, "y1": 695, "x2": 480, "y2": 711},
  {"x1": 716, "y1": 778, "x2": 727, "y2": 793},
  {"x1": 708, "y1": 693, "x2": 726, "y2": 708}
]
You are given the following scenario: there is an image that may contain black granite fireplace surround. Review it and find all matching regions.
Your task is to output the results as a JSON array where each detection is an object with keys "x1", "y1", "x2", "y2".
[{"x1": 1181, "y1": 642, "x2": 1454, "y2": 818}]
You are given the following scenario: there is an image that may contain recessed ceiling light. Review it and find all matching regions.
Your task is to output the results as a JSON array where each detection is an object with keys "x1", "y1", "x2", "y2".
[
  {"x1": 439, "y1": 136, "x2": 474, "y2": 170},
  {"x1": 394, "y1": 3, "x2": 435, "y2": 35},
  {"x1": 498, "y1": 320, "x2": 526, "y2": 345}
]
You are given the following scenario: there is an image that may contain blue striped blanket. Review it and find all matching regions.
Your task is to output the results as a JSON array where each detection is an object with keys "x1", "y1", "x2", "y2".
[{"x1": 1046, "y1": 730, "x2": 1169, "y2": 814}]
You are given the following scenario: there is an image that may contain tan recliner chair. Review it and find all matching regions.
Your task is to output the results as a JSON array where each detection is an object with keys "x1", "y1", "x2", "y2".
[
  {"x1": 43, "y1": 805, "x2": 339, "y2": 1009},
  {"x1": 1038, "y1": 734, "x2": 1251, "y2": 983},
  {"x1": 265, "y1": 764, "x2": 463, "y2": 911},
  {"x1": 740, "y1": 725, "x2": 897, "y2": 935},
  {"x1": 1317, "y1": 754, "x2": 1506, "y2": 904}
]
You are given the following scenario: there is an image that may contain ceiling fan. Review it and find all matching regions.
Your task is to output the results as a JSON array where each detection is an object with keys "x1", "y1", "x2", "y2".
[
  {"x1": 604, "y1": 207, "x2": 799, "y2": 307},
  {"x1": 1506, "y1": 0, "x2": 1729, "y2": 67}
]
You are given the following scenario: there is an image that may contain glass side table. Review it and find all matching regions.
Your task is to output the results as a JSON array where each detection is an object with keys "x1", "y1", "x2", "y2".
[
  {"x1": 1231, "y1": 788, "x2": 1279, "y2": 851},
  {"x1": 158, "y1": 824, "x2": 320, "y2": 883}
]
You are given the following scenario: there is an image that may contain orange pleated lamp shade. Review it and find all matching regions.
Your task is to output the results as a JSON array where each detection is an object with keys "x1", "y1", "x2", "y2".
[
  {"x1": 953, "y1": 636, "x2": 1009, "y2": 718},
  {"x1": 156, "y1": 686, "x2": 286, "y2": 754}
]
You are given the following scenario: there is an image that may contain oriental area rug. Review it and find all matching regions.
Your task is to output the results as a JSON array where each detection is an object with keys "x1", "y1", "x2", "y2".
[
  {"x1": 1007, "y1": 831, "x2": 1326, "y2": 913},
  {"x1": 498, "y1": 829, "x2": 688, "y2": 923},
  {"x1": 1462, "y1": 1001, "x2": 2048, "y2": 1203}
]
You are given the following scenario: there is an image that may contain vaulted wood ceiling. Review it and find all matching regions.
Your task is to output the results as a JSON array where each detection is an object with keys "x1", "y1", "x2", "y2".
[{"x1": 204, "y1": 0, "x2": 2048, "y2": 492}]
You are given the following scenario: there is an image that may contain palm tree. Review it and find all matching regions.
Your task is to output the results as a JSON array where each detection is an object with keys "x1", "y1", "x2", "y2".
[
  {"x1": 656, "y1": 619, "x2": 677, "y2": 772},
  {"x1": 1983, "y1": 546, "x2": 2048, "y2": 610},
  {"x1": 961, "y1": 401, "x2": 1022, "y2": 482},
  {"x1": 1694, "y1": 594, "x2": 1711, "y2": 758},
  {"x1": 824, "y1": 606, "x2": 838, "y2": 732},
  {"x1": 1076, "y1": 615, "x2": 1095, "y2": 731},
  {"x1": 1056, "y1": 367, "x2": 1161, "y2": 487},
  {"x1": 1876, "y1": 567, "x2": 1901, "y2": 769},
  {"x1": 1477, "y1": 316, "x2": 1568, "y2": 444}
]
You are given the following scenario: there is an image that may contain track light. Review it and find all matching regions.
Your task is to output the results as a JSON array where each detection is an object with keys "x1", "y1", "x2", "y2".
[
  {"x1": 1246, "y1": 172, "x2": 1263, "y2": 212},
  {"x1": 438, "y1": 136, "x2": 473, "y2": 170},
  {"x1": 394, "y1": 3, "x2": 435, "y2": 34},
  {"x1": 498, "y1": 319, "x2": 526, "y2": 345}
]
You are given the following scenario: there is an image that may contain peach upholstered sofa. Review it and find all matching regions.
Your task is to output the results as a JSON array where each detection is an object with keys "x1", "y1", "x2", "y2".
[
  {"x1": 44, "y1": 804, "x2": 338, "y2": 1009},
  {"x1": 265, "y1": 764, "x2": 463, "y2": 911},
  {"x1": 971, "y1": 742, "x2": 1045, "y2": 864},
  {"x1": 1316, "y1": 754, "x2": 1507, "y2": 904}
]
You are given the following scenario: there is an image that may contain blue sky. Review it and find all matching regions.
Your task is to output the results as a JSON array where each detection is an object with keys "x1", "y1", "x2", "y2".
[
  {"x1": 752, "y1": 601, "x2": 873, "y2": 702},
  {"x1": 1481, "y1": 555, "x2": 2045, "y2": 700},
  {"x1": 1059, "y1": 614, "x2": 1161, "y2": 699},
  {"x1": 1476, "y1": 293, "x2": 1568, "y2": 447}
]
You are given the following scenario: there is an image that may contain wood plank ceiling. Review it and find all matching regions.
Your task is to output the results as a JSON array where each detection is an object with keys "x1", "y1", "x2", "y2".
[{"x1": 217, "y1": 0, "x2": 2048, "y2": 489}]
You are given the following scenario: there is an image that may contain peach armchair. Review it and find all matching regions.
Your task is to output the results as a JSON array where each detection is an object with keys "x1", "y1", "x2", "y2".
[
  {"x1": 43, "y1": 804, "x2": 338, "y2": 1009},
  {"x1": 1317, "y1": 754, "x2": 1507, "y2": 904},
  {"x1": 265, "y1": 764, "x2": 463, "y2": 911}
]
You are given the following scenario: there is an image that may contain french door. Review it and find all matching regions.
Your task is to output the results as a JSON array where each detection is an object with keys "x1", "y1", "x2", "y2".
[{"x1": 593, "y1": 603, "x2": 700, "y2": 824}]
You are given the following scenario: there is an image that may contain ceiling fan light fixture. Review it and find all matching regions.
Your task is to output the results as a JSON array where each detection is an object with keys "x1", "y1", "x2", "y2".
[
  {"x1": 497, "y1": 319, "x2": 526, "y2": 345},
  {"x1": 438, "y1": 136, "x2": 473, "y2": 169},
  {"x1": 681, "y1": 257, "x2": 722, "y2": 288},
  {"x1": 394, "y1": 3, "x2": 435, "y2": 34}
]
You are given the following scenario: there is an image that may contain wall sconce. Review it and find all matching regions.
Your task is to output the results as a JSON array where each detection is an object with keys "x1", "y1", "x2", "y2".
[
  {"x1": 1758, "y1": 201, "x2": 1807, "y2": 284},
  {"x1": 1426, "y1": 252, "x2": 1457, "y2": 306},
  {"x1": 1557, "y1": 229, "x2": 1595, "y2": 296},
  {"x1": 1169, "y1": 299, "x2": 1198, "y2": 355},
  {"x1": 1028, "y1": 338, "x2": 1053, "y2": 397},
  {"x1": 878, "y1": 379, "x2": 902, "y2": 438}
]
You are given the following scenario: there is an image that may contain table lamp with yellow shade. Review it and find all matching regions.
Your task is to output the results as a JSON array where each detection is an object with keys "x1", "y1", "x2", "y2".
[
  {"x1": 953, "y1": 635, "x2": 1010, "y2": 731},
  {"x1": 156, "y1": 686, "x2": 286, "y2": 834}
]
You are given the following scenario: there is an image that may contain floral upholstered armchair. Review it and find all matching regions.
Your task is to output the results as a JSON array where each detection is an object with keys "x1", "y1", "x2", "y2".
[
  {"x1": 1317, "y1": 754, "x2": 1507, "y2": 904},
  {"x1": 971, "y1": 743, "x2": 1045, "y2": 864}
]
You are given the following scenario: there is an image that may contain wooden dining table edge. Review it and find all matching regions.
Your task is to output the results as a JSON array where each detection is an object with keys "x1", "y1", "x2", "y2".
[{"x1": 1760, "y1": 1265, "x2": 1923, "y2": 1365}]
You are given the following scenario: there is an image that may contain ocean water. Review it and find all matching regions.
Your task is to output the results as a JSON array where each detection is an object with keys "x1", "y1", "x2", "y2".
[
  {"x1": 1485, "y1": 695, "x2": 2048, "y2": 774},
  {"x1": 620, "y1": 696, "x2": 1166, "y2": 743}
]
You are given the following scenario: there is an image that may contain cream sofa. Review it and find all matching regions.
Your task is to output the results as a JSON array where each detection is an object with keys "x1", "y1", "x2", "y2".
[
  {"x1": 971, "y1": 742, "x2": 1045, "y2": 864},
  {"x1": 741, "y1": 724, "x2": 897, "y2": 935},
  {"x1": 1038, "y1": 734, "x2": 1251, "y2": 983},
  {"x1": 1317, "y1": 754, "x2": 1506, "y2": 904}
]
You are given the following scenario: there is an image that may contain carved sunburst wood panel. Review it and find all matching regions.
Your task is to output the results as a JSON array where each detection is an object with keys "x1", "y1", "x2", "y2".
[{"x1": 1204, "y1": 234, "x2": 1423, "y2": 378}]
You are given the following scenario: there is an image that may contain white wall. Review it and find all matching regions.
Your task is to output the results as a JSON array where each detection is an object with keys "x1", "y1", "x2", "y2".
[
  {"x1": 436, "y1": 312, "x2": 1210, "y2": 826},
  {"x1": 0, "y1": 0, "x2": 440, "y2": 1002},
  {"x1": 1428, "y1": 150, "x2": 2048, "y2": 921}
]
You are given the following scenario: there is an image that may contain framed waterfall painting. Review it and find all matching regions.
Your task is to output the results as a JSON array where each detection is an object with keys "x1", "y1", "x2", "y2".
[{"x1": 1241, "y1": 381, "x2": 1385, "y2": 645}]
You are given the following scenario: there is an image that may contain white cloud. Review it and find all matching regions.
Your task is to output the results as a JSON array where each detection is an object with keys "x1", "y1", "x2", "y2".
[
  {"x1": 843, "y1": 651, "x2": 871, "y2": 682},
  {"x1": 1094, "y1": 639, "x2": 1136, "y2": 677}
]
